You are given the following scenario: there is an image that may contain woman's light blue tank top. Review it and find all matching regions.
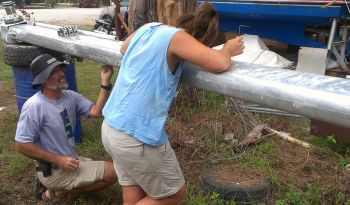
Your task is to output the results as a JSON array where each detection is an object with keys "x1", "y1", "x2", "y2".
[{"x1": 103, "y1": 22, "x2": 182, "y2": 146}]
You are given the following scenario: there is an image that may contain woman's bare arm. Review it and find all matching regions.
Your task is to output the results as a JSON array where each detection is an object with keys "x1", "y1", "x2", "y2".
[{"x1": 168, "y1": 31, "x2": 244, "y2": 73}]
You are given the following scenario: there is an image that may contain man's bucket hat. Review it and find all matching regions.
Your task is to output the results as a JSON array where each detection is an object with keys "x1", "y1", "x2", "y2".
[{"x1": 30, "y1": 54, "x2": 66, "y2": 88}]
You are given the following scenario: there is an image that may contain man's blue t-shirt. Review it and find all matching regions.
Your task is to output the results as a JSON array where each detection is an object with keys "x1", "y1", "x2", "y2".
[{"x1": 15, "y1": 90, "x2": 93, "y2": 158}]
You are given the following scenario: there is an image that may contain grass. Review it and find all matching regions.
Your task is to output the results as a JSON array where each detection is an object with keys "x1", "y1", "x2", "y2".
[
  {"x1": 0, "y1": 40, "x2": 19, "y2": 177},
  {"x1": 0, "y1": 41, "x2": 12, "y2": 81},
  {"x1": 2, "y1": 152, "x2": 32, "y2": 177}
]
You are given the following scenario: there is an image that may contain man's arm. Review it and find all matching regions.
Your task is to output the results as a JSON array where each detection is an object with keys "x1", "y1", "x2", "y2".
[
  {"x1": 89, "y1": 65, "x2": 114, "y2": 118},
  {"x1": 15, "y1": 141, "x2": 79, "y2": 171}
]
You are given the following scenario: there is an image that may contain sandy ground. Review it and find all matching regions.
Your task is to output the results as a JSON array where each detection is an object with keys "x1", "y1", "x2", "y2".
[{"x1": 0, "y1": 8, "x2": 102, "y2": 25}]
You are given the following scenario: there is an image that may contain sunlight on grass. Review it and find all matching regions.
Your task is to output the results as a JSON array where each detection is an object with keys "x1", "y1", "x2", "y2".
[
  {"x1": 76, "y1": 118, "x2": 109, "y2": 158},
  {"x1": 3, "y1": 153, "x2": 32, "y2": 177},
  {"x1": 0, "y1": 113, "x2": 18, "y2": 154},
  {"x1": 0, "y1": 41, "x2": 12, "y2": 81}
]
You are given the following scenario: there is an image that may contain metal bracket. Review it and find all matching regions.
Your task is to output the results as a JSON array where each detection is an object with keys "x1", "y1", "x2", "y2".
[
  {"x1": 63, "y1": 53, "x2": 83, "y2": 63},
  {"x1": 1, "y1": 1, "x2": 24, "y2": 24},
  {"x1": 57, "y1": 25, "x2": 78, "y2": 37},
  {"x1": 327, "y1": 19, "x2": 349, "y2": 72}
]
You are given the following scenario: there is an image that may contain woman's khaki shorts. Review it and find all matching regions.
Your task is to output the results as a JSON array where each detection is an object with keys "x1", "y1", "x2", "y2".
[
  {"x1": 102, "y1": 120, "x2": 185, "y2": 199},
  {"x1": 37, "y1": 158, "x2": 104, "y2": 191}
]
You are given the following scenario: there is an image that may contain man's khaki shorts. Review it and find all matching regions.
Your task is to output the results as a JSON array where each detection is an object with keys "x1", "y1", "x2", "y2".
[
  {"x1": 102, "y1": 120, "x2": 185, "y2": 199},
  {"x1": 37, "y1": 158, "x2": 105, "y2": 191}
]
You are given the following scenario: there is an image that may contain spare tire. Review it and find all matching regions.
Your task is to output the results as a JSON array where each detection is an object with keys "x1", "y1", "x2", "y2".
[
  {"x1": 202, "y1": 164, "x2": 272, "y2": 204},
  {"x1": 3, "y1": 44, "x2": 43, "y2": 67},
  {"x1": 99, "y1": 6, "x2": 114, "y2": 21}
]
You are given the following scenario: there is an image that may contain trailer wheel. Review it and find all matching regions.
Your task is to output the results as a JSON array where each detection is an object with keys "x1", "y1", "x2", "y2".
[
  {"x1": 3, "y1": 44, "x2": 43, "y2": 67},
  {"x1": 202, "y1": 165, "x2": 272, "y2": 204}
]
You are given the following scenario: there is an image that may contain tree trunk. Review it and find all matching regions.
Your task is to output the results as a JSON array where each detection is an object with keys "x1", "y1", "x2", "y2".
[
  {"x1": 128, "y1": 0, "x2": 197, "y2": 32},
  {"x1": 128, "y1": 0, "x2": 157, "y2": 33}
]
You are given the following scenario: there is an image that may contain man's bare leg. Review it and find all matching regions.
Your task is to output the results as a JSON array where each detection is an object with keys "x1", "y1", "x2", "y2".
[{"x1": 44, "y1": 162, "x2": 117, "y2": 198}]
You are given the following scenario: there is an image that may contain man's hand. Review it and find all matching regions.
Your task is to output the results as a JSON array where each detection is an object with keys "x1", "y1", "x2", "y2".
[
  {"x1": 222, "y1": 36, "x2": 244, "y2": 57},
  {"x1": 56, "y1": 156, "x2": 79, "y2": 172},
  {"x1": 100, "y1": 65, "x2": 114, "y2": 85}
]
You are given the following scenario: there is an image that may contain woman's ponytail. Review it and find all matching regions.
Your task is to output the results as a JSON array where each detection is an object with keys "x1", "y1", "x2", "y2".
[{"x1": 175, "y1": 2, "x2": 219, "y2": 47}]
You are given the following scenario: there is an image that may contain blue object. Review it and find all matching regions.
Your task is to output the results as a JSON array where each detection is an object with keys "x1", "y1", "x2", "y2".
[
  {"x1": 12, "y1": 62, "x2": 83, "y2": 144},
  {"x1": 204, "y1": 0, "x2": 350, "y2": 49},
  {"x1": 103, "y1": 23, "x2": 182, "y2": 146},
  {"x1": 65, "y1": 63, "x2": 83, "y2": 144},
  {"x1": 12, "y1": 67, "x2": 41, "y2": 113}
]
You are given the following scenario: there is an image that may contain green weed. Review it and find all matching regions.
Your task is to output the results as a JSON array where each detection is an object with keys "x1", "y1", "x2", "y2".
[
  {"x1": 335, "y1": 192, "x2": 350, "y2": 205},
  {"x1": 3, "y1": 152, "x2": 32, "y2": 177},
  {"x1": 304, "y1": 183, "x2": 324, "y2": 204},
  {"x1": 338, "y1": 157, "x2": 350, "y2": 170},
  {"x1": 0, "y1": 41, "x2": 11, "y2": 81},
  {"x1": 186, "y1": 192, "x2": 237, "y2": 205},
  {"x1": 244, "y1": 156, "x2": 278, "y2": 184},
  {"x1": 199, "y1": 91, "x2": 226, "y2": 111},
  {"x1": 76, "y1": 118, "x2": 109, "y2": 158},
  {"x1": 0, "y1": 113, "x2": 18, "y2": 153},
  {"x1": 275, "y1": 188, "x2": 304, "y2": 205}
]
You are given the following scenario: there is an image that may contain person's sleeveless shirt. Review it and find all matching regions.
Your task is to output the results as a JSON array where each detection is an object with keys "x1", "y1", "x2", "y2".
[{"x1": 103, "y1": 22, "x2": 182, "y2": 146}]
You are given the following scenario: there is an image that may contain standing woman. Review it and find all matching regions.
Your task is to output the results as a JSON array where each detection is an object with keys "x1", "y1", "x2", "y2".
[{"x1": 102, "y1": 2, "x2": 244, "y2": 205}]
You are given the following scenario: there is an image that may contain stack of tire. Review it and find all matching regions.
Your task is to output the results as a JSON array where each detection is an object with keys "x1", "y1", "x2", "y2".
[{"x1": 3, "y1": 43, "x2": 44, "y2": 68}]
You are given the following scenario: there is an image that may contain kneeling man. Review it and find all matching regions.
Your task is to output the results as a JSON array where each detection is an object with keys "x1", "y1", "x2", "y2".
[{"x1": 14, "y1": 54, "x2": 117, "y2": 204}]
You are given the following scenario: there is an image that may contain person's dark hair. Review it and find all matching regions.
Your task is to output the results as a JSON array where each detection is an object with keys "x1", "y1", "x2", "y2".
[{"x1": 175, "y1": 2, "x2": 219, "y2": 47}]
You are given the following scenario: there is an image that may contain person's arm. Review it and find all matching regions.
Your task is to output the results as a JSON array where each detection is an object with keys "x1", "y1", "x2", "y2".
[
  {"x1": 89, "y1": 65, "x2": 114, "y2": 118},
  {"x1": 15, "y1": 142, "x2": 79, "y2": 171},
  {"x1": 15, "y1": 104, "x2": 79, "y2": 171},
  {"x1": 169, "y1": 31, "x2": 244, "y2": 73}
]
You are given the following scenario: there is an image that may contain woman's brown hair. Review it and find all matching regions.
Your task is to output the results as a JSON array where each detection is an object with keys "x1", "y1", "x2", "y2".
[{"x1": 175, "y1": 2, "x2": 219, "y2": 47}]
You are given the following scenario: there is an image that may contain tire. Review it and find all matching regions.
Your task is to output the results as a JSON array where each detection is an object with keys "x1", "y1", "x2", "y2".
[
  {"x1": 3, "y1": 44, "x2": 43, "y2": 67},
  {"x1": 202, "y1": 166, "x2": 272, "y2": 204},
  {"x1": 99, "y1": 6, "x2": 115, "y2": 21},
  {"x1": 102, "y1": 14, "x2": 113, "y2": 22}
]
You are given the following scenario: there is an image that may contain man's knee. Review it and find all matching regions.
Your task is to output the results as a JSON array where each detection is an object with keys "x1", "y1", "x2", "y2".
[{"x1": 103, "y1": 161, "x2": 117, "y2": 182}]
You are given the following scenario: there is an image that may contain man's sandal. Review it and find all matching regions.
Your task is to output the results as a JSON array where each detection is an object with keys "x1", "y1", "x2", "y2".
[
  {"x1": 32, "y1": 176, "x2": 45, "y2": 200},
  {"x1": 42, "y1": 190, "x2": 68, "y2": 205}
]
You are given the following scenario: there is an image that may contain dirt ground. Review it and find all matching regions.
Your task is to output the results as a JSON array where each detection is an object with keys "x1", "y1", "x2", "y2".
[{"x1": 167, "y1": 109, "x2": 350, "y2": 204}]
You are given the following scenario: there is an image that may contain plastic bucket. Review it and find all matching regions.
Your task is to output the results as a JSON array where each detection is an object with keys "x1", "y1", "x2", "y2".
[{"x1": 12, "y1": 63, "x2": 83, "y2": 143}]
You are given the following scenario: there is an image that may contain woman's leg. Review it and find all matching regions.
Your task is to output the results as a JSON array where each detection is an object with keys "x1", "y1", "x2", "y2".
[{"x1": 122, "y1": 185, "x2": 146, "y2": 205}]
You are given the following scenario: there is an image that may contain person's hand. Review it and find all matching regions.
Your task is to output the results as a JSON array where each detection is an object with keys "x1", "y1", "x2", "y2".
[
  {"x1": 56, "y1": 156, "x2": 79, "y2": 172},
  {"x1": 223, "y1": 36, "x2": 244, "y2": 57},
  {"x1": 100, "y1": 65, "x2": 114, "y2": 85}
]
